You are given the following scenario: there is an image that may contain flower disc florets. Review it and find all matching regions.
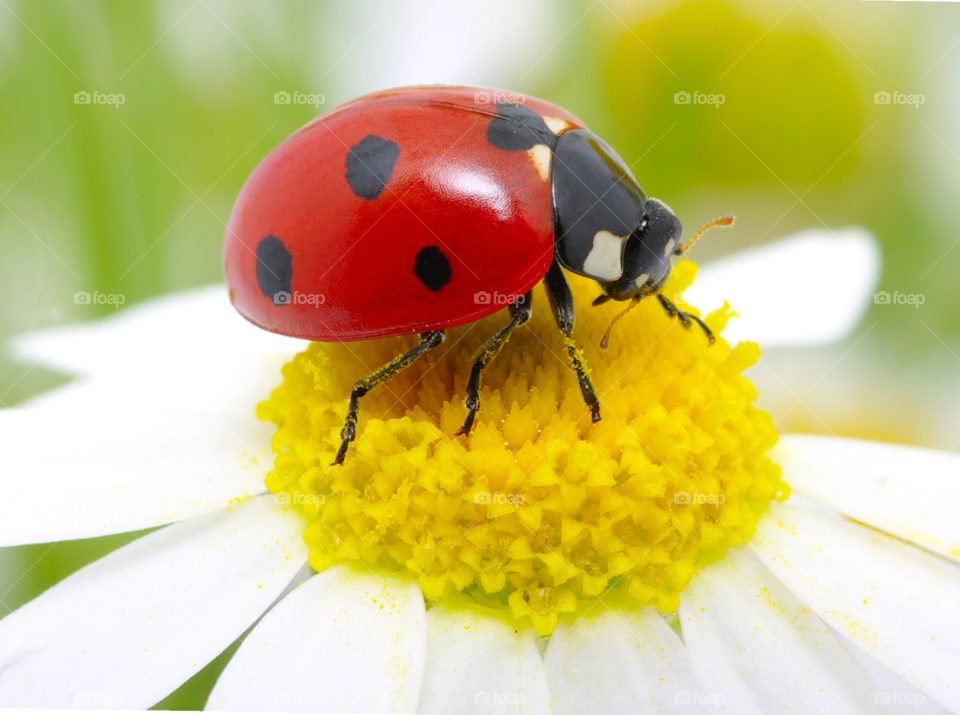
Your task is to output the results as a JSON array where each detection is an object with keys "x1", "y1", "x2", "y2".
[{"x1": 259, "y1": 262, "x2": 787, "y2": 635}]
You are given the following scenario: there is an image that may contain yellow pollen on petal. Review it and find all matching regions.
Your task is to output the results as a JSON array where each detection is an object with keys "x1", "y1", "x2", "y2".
[{"x1": 258, "y1": 262, "x2": 788, "y2": 635}]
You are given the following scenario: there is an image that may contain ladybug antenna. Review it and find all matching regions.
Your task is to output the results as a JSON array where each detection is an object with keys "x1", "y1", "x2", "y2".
[
  {"x1": 600, "y1": 297, "x2": 640, "y2": 350},
  {"x1": 675, "y1": 215, "x2": 735, "y2": 256}
]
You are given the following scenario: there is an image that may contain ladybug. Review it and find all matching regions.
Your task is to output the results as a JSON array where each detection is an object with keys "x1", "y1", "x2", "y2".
[{"x1": 224, "y1": 85, "x2": 731, "y2": 464}]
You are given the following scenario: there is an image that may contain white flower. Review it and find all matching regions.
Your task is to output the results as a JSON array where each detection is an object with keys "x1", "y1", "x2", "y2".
[{"x1": 2, "y1": 228, "x2": 957, "y2": 714}]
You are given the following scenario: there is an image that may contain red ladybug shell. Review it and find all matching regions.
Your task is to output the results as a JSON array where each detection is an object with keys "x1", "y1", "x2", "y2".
[{"x1": 224, "y1": 86, "x2": 587, "y2": 341}]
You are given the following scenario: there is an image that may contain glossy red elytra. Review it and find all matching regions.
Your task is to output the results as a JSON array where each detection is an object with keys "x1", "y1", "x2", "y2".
[{"x1": 224, "y1": 85, "x2": 731, "y2": 464}]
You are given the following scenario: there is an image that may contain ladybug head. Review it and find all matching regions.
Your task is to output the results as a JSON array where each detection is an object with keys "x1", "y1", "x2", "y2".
[
  {"x1": 595, "y1": 204, "x2": 736, "y2": 306},
  {"x1": 593, "y1": 197, "x2": 683, "y2": 303},
  {"x1": 551, "y1": 129, "x2": 732, "y2": 307},
  {"x1": 551, "y1": 130, "x2": 681, "y2": 302}
]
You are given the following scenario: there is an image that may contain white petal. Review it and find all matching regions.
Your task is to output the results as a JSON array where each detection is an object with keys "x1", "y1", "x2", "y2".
[
  {"x1": 207, "y1": 565, "x2": 427, "y2": 713},
  {"x1": 11, "y1": 285, "x2": 306, "y2": 415},
  {"x1": 12, "y1": 285, "x2": 304, "y2": 376},
  {"x1": 0, "y1": 495, "x2": 308, "y2": 709},
  {"x1": 683, "y1": 228, "x2": 880, "y2": 346},
  {"x1": 680, "y1": 546, "x2": 878, "y2": 714},
  {"x1": 842, "y1": 634, "x2": 953, "y2": 715},
  {"x1": 20, "y1": 354, "x2": 291, "y2": 417},
  {"x1": 544, "y1": 606, "x2": 699, "y2": 713},
  {"x1": 776, "y1": 434, "x2": 960, "y2": 563},
  {"x1": 0, "y1": 408, "x2": 273, "y2": 546},
  {"x1": 750, "y1": 504, "x2": 960, "y2": 713},
  {"x1": 417, "y1": 601, "x2": 549, "y2": 714}
]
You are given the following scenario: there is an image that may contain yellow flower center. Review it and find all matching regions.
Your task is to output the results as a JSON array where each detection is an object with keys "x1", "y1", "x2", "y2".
[{"x1": 258, "y1": 261, "x2": 788, "y2": 635}]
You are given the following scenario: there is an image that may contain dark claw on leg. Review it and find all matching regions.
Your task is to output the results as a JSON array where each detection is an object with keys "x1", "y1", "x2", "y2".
[
  {"x1": 332, "y1": 393, "x2": 362, "y2": 465},
  {"x1": 455, "y1": 413, "x2": 475, "y2": 437},
  {"x1": 543, "y1": 256, "x2": 602, "y2": 423},
  {"x1": 567, "y1": 340, "x2": 601, "y2": 423},
  {"x1": 689, "y1": 314, "x2": 715, "y2": 344},
  {"x1": 658, "y1": 294, "x2": 715, "y2": 345},
  {"x1": 457, "y1": 293, "x2": 532, "y2": 437},
  {"x1": 331, "y1": 330, "x2": 444, "y2": 466},
  {"x1": 333, "y1": 424, "x2": 354, "y2": 466},
  {"x1": 456, "y1": 392, "x2": 480, "y2": 436}
]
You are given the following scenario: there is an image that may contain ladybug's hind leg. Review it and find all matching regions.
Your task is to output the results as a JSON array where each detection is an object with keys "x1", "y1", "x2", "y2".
[
  {"x1": 333, "y1": 329, "x2": 445, "y2": 466},
  {"x1": 542, "y1": 256, "x2": 602, "y2": 423},
  {"x1": 456, "y1": 291, "x2": 533, "y2": 437},
  {"x1": 657, "y1": 294, "x2": 715, "y2": 344}
]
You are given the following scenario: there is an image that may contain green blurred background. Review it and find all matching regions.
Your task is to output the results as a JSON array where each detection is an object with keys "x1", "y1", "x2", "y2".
[{"x1": 1, "y1": 0, "x2": 958, "y2": 708}]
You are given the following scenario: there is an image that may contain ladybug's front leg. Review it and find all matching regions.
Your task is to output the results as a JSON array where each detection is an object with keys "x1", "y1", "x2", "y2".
[
  {"x1": 542, "y1": 256, "x2": 602, "y2": 423},
  {"x1": 333, "y1": 329, "x2": 445, "y2": 465},
  {"x1": 657, "y1": 294, "x2": 715, "y2": 345},
  {"x1": 456, "y1": 291, "x2": 533, "y2": 437}
]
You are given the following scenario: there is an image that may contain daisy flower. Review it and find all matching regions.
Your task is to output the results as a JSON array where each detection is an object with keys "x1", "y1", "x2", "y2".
[{"x1": 1, "y1": 227, "x2": 957, "y2": 714}]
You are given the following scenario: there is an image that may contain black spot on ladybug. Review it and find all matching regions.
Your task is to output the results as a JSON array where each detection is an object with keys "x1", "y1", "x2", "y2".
[
  {"x1": 256, "y1": 235, "x2": 293, "y2": 306},
  {"x1": 487, "y1": 103, "x2": 557, "y2": 151},
  {"x1": 413, "y1": 245, "x2": 451, "y2": 292},
  {"x1": 345, "y1": 135, "x2": 400, "y2": 200}
]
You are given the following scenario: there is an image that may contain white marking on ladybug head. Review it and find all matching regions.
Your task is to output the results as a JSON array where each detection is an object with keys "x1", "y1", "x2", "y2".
[
  {"x1": 664, "y1": 238, "x2": 676, "y2": 256},
  {"x1": 543, "y1": 116, "x2": 574, "y2": 135},
  {"x1": 527, "y1": 144, "x2": 552, "y2": 182},
  {"x1": 583, "y1": 230, "x2": 626, "y2": 281},
  {"x1": 635, "y1": 273, "x2": 650, "y2": 289}
]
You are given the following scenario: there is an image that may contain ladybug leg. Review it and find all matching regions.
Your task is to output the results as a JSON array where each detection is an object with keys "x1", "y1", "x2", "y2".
[
  {"x1": 333, "y1": 329, "x2": 445, "y2": 466},
  {"x1": 657, "y1": 294, "x2": 715, "y2": 345},
  {"x1": 542, "y1": 256, "x2": 602, "y2": 423},
  {"x1": 456, "y1": 291, "x2": 533, "y2": 437}
]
